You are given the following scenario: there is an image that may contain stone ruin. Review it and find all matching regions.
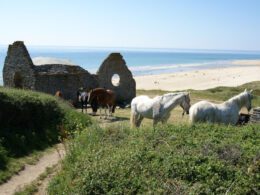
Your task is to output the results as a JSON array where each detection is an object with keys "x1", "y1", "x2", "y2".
[{"x1": 2, "y1": 41, "x2": 136, "y2": 106}]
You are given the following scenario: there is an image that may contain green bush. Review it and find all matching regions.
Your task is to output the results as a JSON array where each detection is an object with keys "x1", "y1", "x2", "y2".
[
  {"x1": 0, "y1": 87, "x2": 91, "y2": 169},
  {"x1": 48, "y1": 123, "x2": 260, "y2": 194},
  {"x1": 0, "y1": 143, "x2": 8, "y2": 169}
]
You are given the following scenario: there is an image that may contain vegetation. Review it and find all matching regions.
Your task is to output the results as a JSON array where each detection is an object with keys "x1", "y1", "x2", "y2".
[
  {"x1": 137, "y1": 81, "x2": 260, "y2": 105},
  {"x1": 0, "y1": 87, "x2": 91, "y2": 183},
  {"x1": 48, "y1": 123, "x2": 259, "y2": 194},
  {"x1": 48, "y1": 82, "x2": 260, "y2": 194},
  {"x1": 15, "y1": 165, "x2": 57, "y2": 195},
  {"x1": 1, "y1": 81, "x2": 259, "y2": 193}
]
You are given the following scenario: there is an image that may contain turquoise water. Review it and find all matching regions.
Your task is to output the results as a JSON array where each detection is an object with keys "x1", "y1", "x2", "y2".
[{"x1": 1, "y1": 46, "x2": 260, "y2": 85}]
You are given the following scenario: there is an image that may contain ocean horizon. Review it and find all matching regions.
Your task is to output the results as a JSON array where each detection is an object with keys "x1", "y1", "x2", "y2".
[{"x1": 1, "y1": 46, "x2": 260, "y2": 86}]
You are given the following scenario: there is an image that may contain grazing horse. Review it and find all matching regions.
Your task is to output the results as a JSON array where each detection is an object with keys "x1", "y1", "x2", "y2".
[
  {"x1": 131, "y1": 92, "x2": 191, "y2": 127},
  {"x1": 55, "y1": 90, "x2": 63, "y2": 98},
  {"x1": 88, "y1": 88, "x2": 116, "y2": 118},
  {"x1": 189, "y1": 89, "x2": 253, "y2": 125},
  {"x1": 77, "y1": 90, "x2": 88, "y2": 113}
]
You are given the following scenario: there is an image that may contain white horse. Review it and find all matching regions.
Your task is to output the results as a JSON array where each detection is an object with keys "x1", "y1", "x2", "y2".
[
  {"x1": 189, "y1": 89, "x2": 253, "y2": 125},
  {"x1": 130, "y1": 92, "x2": 191, "y2": 127}
]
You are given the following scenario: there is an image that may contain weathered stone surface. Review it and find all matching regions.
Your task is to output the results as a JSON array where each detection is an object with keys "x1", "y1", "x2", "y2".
[
  {"x1": 3, "y1": 41, "x2": 35, "y2": 89},
  {"x1": 2, "y1": 42, "x2": 136, "y2": 104},
  {"x1": 97, "y1": 53, "x2": 136, "y2": 105},
  {"x1": 3, "y1": 41, "x2": 99, "y2": 100}
]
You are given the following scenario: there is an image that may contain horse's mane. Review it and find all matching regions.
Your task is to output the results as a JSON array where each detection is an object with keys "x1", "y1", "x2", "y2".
[
  {"x1": 161, "y1": 92, "x2": 188, "y2": 99},
  {"x1": 228, "y1": 91, "x2": 248, "y2": 102},
  {"x1": 226, "y1": 91, "x2": 251, "y2": 108}
]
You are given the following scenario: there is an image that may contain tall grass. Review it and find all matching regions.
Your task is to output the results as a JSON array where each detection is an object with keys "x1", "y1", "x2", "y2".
[{"x1": 48, "y1": 123, "x2": 260, "y2": 194}]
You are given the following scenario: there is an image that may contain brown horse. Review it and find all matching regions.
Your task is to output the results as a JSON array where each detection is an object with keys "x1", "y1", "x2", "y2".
[
  {"x1": 55, "y1": 91, "x2": 63, "y2": 98},
  {"x1": 88, "y1": 88, "x2": 116, "y2": 118}
]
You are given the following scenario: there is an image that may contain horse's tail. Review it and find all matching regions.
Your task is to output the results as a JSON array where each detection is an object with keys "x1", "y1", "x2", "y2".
[
  {"x1": 189, "y1": 104, "x2": 200, "y2": 124},
  {"x1": 130, "y1": 111, "x2": 137, "y2": 128},
  {"x1": 189, "y1": 111, "x2": 195, "y2": 124}
]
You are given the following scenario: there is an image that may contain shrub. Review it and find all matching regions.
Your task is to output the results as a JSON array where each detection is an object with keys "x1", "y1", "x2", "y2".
[
  {"x1": 0, "y1": 142, "x2": 8, "y2": 169},
  {"x1": 48, "y1": 123, "x2": 260, "y2": 194},
  {"x1": 0, "y1": 87, "x2": 91, "y2": 169}
]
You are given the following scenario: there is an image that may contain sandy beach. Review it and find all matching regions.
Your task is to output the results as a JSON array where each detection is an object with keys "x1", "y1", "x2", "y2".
[{"x1": 134, "y1": 60, "x2": 260, "y2": 91}]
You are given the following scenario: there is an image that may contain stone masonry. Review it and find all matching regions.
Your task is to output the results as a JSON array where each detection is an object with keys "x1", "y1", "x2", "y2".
[
  {"x1": 2, "y1": 41, "x2": 136, "y2": 105},
  {"x1": 97, "y1": 53, "x2": 136, "y2": 105}
]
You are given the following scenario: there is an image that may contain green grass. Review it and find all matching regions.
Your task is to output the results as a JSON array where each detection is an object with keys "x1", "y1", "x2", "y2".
[
  {"x1": 48, "y1": 123, "x2": 260, "y2": 194},
  {"x1": 48, "y1": 81, "x2": 260, "y2": 194},
  {"x1": 0, "y1": 87, "x2": 92, "y2": 184}
]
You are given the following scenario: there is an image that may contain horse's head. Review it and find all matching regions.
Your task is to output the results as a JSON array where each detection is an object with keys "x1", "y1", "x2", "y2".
[
  {"x1": 180, "y1": 92, "x2": 191, "y2": 115},
  {"x1": 244, "y1": 89, "x2": 253, "y2": 111}
]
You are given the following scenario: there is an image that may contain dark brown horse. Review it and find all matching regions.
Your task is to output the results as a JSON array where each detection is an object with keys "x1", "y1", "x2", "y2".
[{"x1": 88, "y1": 88, "x2": 116, "y2": 118}]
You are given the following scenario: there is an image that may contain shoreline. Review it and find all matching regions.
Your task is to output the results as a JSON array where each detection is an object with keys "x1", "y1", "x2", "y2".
[
  {"x1": 1, "y1": 60, "x2": 260, "y2": 89},
  {"x1": 134, "y1": 61, "x2": 260, "y2": 91}
]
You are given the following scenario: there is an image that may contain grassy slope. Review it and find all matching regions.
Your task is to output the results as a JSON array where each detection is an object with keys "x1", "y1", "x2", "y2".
[
  {"x1": 137, "y1": 81, "x2": 260, "y2": 103},
  {"x1": 48, "y1": 124, "x2": 259, "y2": 194},
  {"x1": 0, "y1": 87, "x2": 92, "y2": 184},
  {"x1": 48, "y1": 81, "x2": 260, "y2": 194}
]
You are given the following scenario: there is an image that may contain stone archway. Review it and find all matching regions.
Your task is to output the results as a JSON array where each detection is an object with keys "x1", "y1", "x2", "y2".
[{"x1": 13, "y1": 72, "x2": 23, "y2": 88}]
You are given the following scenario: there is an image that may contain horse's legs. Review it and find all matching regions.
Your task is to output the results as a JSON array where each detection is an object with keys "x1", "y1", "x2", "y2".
[
  {"x1": 161, "y1": 118, "x2": 167, "y2": 124},
  {"x1": 136, "y1": 115, "x2": 144, "y2": 127},
  {"x1": 130, "y1": 111, "x2": 137, "y2": 127},
  {"x1": 161, "y1": 114, "x2": 170, "y2": 124},
  {"x1": 99, "y1": 107, "x2": 103, "y2": 119},
  {"x1": 81, "y1": 101, "x2": 84, "y2": 113},
  {"x1": 108, "y1": 105, "x2": 112, "y2": 117},
  {"x1": 106, "y1": 104, "x2": 111, "y2": 118},
  {"x1": 104, "y1": 106, "x2": 108, "y2": 119},
  {"x1": 153, "y1": 119, "x2": 159, "y2": 127}
]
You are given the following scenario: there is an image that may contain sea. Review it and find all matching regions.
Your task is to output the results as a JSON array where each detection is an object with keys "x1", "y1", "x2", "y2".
[{"x1": 1, "y1": 45, "x2": 260, "y2": 86}]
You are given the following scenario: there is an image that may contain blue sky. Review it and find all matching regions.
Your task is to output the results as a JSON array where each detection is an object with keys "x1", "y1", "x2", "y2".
[{"x1": 0, "y1": 0, "x2": 260, "y2": 50}]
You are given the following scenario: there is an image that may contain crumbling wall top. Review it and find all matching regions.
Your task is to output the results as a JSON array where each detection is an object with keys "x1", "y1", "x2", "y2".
[
  {"x1": 5, "y1": 41, "x2": 34, "y2": 66},
  {"x1": 34, "y1": 64, "x2": 90, "y2": 76}
]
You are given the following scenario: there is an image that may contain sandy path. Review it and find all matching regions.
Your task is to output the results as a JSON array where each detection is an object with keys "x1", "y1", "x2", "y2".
[{"x1": 0, "y1": 144, "x2": 65, "y2": 195}]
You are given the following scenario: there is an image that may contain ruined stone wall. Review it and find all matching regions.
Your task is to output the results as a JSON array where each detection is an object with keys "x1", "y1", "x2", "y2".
[
  {"x1": 3, "y1": 42, "x2": 136, "y2": 105},
  {"x1": 3, "y1": 41, "x2": 35, "y2": 89},
  {"x1": 97, "y1": 53, "x2": 136, "y2": 105},
  {"x1": 34, "y1": 73, "x2": 98, "y2": 100}
]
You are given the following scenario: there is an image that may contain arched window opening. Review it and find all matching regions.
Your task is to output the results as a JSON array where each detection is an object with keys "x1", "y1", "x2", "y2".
[
  {"x1": 111, "y1": 74, "x2": 120, "y2": 87},
  {"x1": 14, "y1": 72, "x2": 23, "y2": 88}
]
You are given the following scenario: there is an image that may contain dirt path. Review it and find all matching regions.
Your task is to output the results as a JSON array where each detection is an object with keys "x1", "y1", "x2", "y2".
[
  {"x1": 0, "y1": 144, "x2": 65, "y2": 195},
  {"x1": 35, "y1": 164, "x2": 60, "y2": 195}
]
